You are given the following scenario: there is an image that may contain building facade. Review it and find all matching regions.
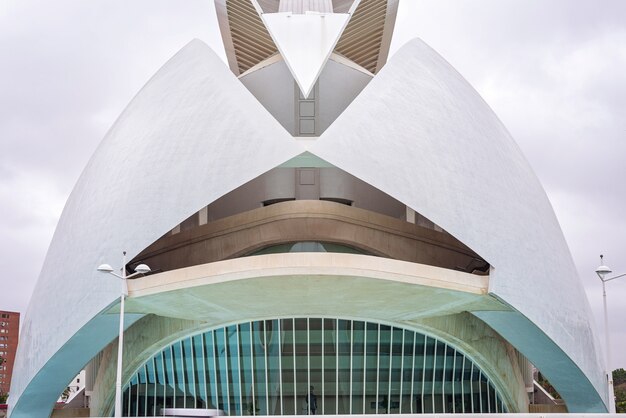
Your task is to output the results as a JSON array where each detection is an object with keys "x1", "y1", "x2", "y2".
[
  {"x1": 0, "y1": 311, "x2": 19, "y2": 400},
  {"x1": 9, "y1": 1, "x2": 608, "y2": 417}
]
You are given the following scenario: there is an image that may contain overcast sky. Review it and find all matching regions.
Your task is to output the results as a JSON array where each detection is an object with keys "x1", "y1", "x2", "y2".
[{"x1": 1, "y1": 1, "x2": 625, "y2": 371}]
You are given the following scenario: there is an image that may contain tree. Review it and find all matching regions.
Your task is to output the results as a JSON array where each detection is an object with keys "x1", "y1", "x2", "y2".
[
  {"x1": 0, "y1": 356, "x2": 6, "y2": 403},
  {"x1": 613, "y1": 368, "x2": 626, "y2": 386},
  {"x1": 614, "y1": 368, "x2": 626, "y2": 413},
  {"x1": 537, "y1": 372, "x2": 561, "y2": 399}
]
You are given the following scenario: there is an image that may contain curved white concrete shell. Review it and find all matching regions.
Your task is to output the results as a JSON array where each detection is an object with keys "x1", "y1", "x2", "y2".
[
  {"x1": 10, "y1": 36, "x2": 607, "y2": 418},
  {"x1": 9, "y1": 40, "x2": 302, "y2": 417},
  {"x1": 309, "y1": 39, "x2": 606, "y2": 411}
]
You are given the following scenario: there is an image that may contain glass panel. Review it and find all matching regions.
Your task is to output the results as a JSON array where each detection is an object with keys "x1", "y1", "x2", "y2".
[
  {"x1": 193, "y1": 334, "x2": 208, "y2": 408},
  {"x1": 154, "y1": 353, "x2": 166, "y2": 414},
  {"x1": 400, "y1": 330, "x2": 413, "y2": 413},
  {"x1": 252, "y1": 321, "x2": 268, "y2": 415},
  {"x1": 308, "y1": 318, "x2": 322, "y2": 416},
  {"x1": 412, "y1": 334, "x2": 425, "y2": 413},
  {"x1": 280, "y1": 319, "x2": 295, "y2": 415},
  {"x1": 363, "y1": 322, "x2": 378, "y2": 414},
  {"x1": 323, "y1": 318, "x2": 336, "y2": 414},
  {"x1": 351, "y1": 321, "x2": 365, "y2": 414},
  {"x1": 452, "y1": 350, "x2": 463, "y2": 413},
  {"x1": 432, "y1": 342, "x2": 445, "y2": 413},
  {"x1": 163, "y1": 346, "x2": 175, "y2": 410},
  {"x1": 205, "y1": 331, "x2": 219, "y2": 410},
  {"x1": 389, "y1": 327, "x2": 403, "y2": 414},
  {"x1": 215, "y1": 328, "x2": 229, "y2": 413},
  {"x1": 423, "y1": 337, "x2": 436, "y2": 413},
  {"x1": 239, "y1": 323, "x2": 255, "y2": 415},
  {"x1": 266, "y1": 320, "x2": 281, "y2": 415},
  {"x1": 227, "y1": 325, "x2": 241, "y2": 415},
  {"x1": 293, "y1": 318, "x2": 308, "y2": 415},
  {"x1": 120, "y1": 319, "x2": 510, "y2": 416},
  {"x1": 183, "y1": 338, "x2": 197, "y2": 408},
  {"x1": 377, "y1": 324, "x2": 391, "y2": 414},
  {"x1": 337, "y1": 319, "x2": 351, "y2": 414},
  {"x1": 146, "y1": 358, "x2": 157, "y2": 416}
]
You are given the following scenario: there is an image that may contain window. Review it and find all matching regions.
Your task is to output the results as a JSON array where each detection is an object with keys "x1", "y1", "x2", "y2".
[
  {"x1": 0, "y1": 314, "x2": 8, "y2": 318},
  {"x1": 121, "y1": 318, "x2": 509, "y2": 416}
]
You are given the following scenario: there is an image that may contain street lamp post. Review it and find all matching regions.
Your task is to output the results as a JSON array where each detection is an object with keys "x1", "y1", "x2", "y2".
[
  {"x1": 97, "y1": 252, "x2": 150, "y2": 418},
  {"x1": 595, "y1": 254, "x2": 626, "y2": 414}
]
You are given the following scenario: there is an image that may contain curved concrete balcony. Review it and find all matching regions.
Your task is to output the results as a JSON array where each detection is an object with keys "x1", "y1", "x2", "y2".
[{"x1": 131, "y1": 200, "x2": 488, "y2": 276}]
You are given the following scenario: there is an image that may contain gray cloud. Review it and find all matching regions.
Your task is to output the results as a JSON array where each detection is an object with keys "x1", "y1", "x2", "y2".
[{"x1": 1, "y1": 0, "x2": 624, "y2": 374}]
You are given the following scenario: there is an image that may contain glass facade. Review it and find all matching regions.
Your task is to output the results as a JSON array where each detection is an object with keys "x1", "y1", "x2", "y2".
[
  {"x1": 120, "y1": 318, "x2": 508, "y2": 416},
  {"x1": 247, "y1": 242, "x2": 367, "y2": 256}
]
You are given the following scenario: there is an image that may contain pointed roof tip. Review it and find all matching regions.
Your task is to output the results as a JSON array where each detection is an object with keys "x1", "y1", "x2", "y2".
[{"x1": 261, "y1": 12, "x2": 351, "y2": 99}]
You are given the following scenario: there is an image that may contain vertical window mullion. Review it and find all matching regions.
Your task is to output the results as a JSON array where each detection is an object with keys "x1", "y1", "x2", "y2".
[
  {"x1": 494, "y1": 386, "x2": 498, "y2": 413},
  {"x1": 136, "y1": 371, "x2": 140, "y2": 417},
  {"x1": 362, "y1": 321, "x2": 367, "y2": 414},
  {"x1": 336, "y1": 318, "x2": 339, "y2": 416},
  {"x1": 409, "y1": 332, "x2": 416, "y2": 414},
  {"x1": 201, "y1": 333, "x2": 209, "y2": 408},
  {"x1": 264, "y1": 322, "x2": 269, "y2": 414},
  {"x1": 278, "y1": 320, "x2": 283, "y2": 415},
  {"x1": 431, "y1": 340, "x2": 437, "y2": 414},
  {"x1": 349, "y1": 320, "x2": 354, "y2": 415},
  {"x1": 387, "y1": 329, "x2": 393, "y2": 414},
  {"x1": 442, "y1": 344, "x2": 447, "y2": 413},
  {"x1": 128, "y1": 372, "x2": 132, "y2": 416},
  {"x1": 249, "y1": 324, "x2": 256, "y2": 416},
  {"x1": 487, "y1": 377, "x2": 491, "y2": 413},
  {"x1": 375, "y1": 323, "x2": 380, "y2": 415},
  {"x1": 461, "y1": 356, "x2": 465, "y2": 413},
  {"x1": 322, "y1": 316, "x2": 325, "y2": 415},
  {"x1": 307, "y1": 318, "x2": 311, "y2": 416},
  {"x1": 191, "y1": 338, "x2": 198, "y2": 410},
  {"x1": 223, "y1": 331, "x2": 231, "y2": 413},
  {"x1": 399, "y1": 329, "x2": 405, "y2": 414},
  {"x1": 179, "y1": 342, "x2": 187, "y2": 408},
  {"x1": 170, "y1": 346, "x2": 176, "y2": 409},
  {"x1": 161, "y1": 351, "x2": 167, "y2": 412},
  {"x1": 469, "y1": 362, "x2": 474, "y2": 412},
  {"x1": 479, "y1": 370, "x2": 483, "y2": 413},
  {"x1": 237, "y1": 325, "x2": 243, "y2": 415},
  {"x1": 144, "y1": 364, "x2": 149, "y2": 416},
  {"x1": 292, "y1": 318, "x2": 296, "y2": 413},
  {"x1": 420, "y1": 335, "x2": 427, "y2": 414},
  {"x1": 213, "y1": 331, "x2": 220, "y2": 412},
  {"x1": 451, "y1": 349, "x2": 456, "y2": 414},
  {"x1": 153, "y1": 357, "x2": 158, "y2": 416}
]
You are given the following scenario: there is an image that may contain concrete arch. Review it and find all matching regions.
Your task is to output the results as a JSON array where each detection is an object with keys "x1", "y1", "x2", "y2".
[{"x1": 85, "y1": 249, "x2": 528, "y2": 415}]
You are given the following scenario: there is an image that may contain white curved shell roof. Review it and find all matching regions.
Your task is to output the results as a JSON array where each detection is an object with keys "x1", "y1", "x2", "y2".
[
  {"x1": 309, "y1": 39, "x2": 606, "y2": 411},
  {"x1": 9, "y1": 38, "x2": 607, "y2": 416}
]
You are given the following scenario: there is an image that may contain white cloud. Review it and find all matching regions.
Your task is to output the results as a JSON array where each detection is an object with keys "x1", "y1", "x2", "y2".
[{"x1": 1, "y1": 0, "x2": 625, "y2": 371}]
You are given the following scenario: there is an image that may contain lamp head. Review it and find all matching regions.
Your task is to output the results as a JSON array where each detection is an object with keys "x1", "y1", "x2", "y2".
[
  {"x1": 134, "y1": 264, "x2": 151, "y2": 274},
  {"x1": 97, "y1": 263, "x2": 114, "y2": 273},
  {"x1": 596, "y1": 265, "x2": 612, "y2": 281}
]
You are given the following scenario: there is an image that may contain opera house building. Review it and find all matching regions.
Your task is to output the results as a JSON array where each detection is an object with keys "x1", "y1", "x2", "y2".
[{"x1": 9, "y1": 0, "x2": 610, "y2": 416}]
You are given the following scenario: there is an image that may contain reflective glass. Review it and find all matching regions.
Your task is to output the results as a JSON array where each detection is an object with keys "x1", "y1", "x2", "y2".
[{"x1": 121, "y1": 318, "x2": 509, "y2": 416}]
